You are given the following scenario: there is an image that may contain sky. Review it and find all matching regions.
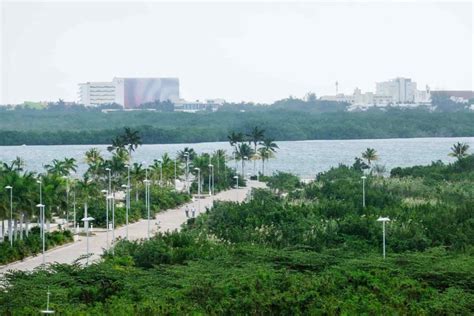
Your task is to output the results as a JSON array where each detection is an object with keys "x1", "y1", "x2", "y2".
[{"x1": 0, "y1": 0, "x2": 472, "y2": 104}]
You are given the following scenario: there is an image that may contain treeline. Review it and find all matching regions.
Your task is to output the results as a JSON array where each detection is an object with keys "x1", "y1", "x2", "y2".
[{"x1": 1, "y1": 109, "x2": 473, "y2": 145}]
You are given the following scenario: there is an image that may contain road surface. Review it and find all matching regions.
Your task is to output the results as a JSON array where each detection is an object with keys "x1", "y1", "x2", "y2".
[{"x1": 0, "y1": 181, "x2": 264, "y2": 273}]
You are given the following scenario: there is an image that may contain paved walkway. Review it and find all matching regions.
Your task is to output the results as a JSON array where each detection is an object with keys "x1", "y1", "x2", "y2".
[{"x1": 0, "y1": 181, "x2": 264, "y2": 273}]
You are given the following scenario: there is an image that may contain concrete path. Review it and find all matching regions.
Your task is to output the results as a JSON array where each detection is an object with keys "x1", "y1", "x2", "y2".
[{"x1": 0, "y1": 181, "x2": 264, "y2": 273}]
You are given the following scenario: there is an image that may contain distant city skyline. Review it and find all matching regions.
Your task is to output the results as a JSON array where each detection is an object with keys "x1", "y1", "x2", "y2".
[{"x1": 1, "y1": 1, "x2": 472, "y2": 104}]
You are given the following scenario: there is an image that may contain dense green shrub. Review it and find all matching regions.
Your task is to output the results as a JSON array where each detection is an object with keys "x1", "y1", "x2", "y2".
[{"x1": 1, "y1": 159, "x2": 474, "y2": 314}]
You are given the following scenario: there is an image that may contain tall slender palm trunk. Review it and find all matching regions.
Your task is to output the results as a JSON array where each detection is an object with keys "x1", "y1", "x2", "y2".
[{"x1": 254, "y1": 144, "x2": 257, "y2": 176}]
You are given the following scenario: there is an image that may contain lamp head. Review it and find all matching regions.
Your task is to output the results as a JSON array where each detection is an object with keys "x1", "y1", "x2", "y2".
[
  {"x1": 5, "y1": 185, "x2": 12, "y2": 190},
  {"x1": 361, "y1": 176, "x2": 367, "y2": 180},
  {"x1": 377, "y1": 216, "x2": 390, "y2": 222}
]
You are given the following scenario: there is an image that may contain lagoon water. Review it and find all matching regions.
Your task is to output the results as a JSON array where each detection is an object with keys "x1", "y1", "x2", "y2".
[{"x1": 1, "y1": 137, "x2": 473, "y2": 179}]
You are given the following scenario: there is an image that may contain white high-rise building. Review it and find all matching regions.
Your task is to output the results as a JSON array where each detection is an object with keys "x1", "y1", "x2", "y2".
[
  {"x1": 376, "y1": 77, "x2": 417, "y2": 103},
  {"x1": 78, "y1": 77, "x2": 180, "y2": 108},
  {"x1": 78, "y1": 82, "x2": 116, "y2": 106}
]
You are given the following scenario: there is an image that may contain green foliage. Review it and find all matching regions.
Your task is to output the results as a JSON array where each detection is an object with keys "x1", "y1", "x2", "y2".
[
  {"x1": 1, "y1": 155, "x2": 474, "y2": 314},
  {"x1": 264, "y1": 171, "x2": 301, "y2": 194},
  {"x1": 391, "y1": 154, "x2": 474, "y2": 181},
  {"x1": 1, "y1": 107, "x2": 474, "y2": 145}
]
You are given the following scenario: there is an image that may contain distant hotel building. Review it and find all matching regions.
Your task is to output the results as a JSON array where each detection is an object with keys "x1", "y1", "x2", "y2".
[
  {"x1": 320, "y1": 77, "x2": 431, "y2": 107},
  {"x1": 174, "y1": 99, "x2": 226, "y2": 112},
  {"x1": 79, "y1": 77, "x2": 179, "y2": 108},
  {"x1": 376, "y1": 77, "x2": 417, "y2": 103}
]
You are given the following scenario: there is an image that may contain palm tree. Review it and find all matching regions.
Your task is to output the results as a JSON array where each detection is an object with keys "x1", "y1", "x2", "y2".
[
  {"x1": 130, "y1": 162, "x2": 145, "y2": 201},
  {"x1": 122, "y1": 127, "x2": 143, "y2": 158},
  {"x1": 107, "y1": 136, "x2": 125, "y2": 153},
  {"x1": 105, "y1": 148, "x2": 129, "y2": 189},
  {"x1": 448, "y1": 142, "x2": 470, "y2": 160},
  {"x1": 235, "y1": 143, "x2": 254, "y2": 177},
  {"x1": 150, "y1": 159, "x2": 164, "y2": 185},
  {"x1": 227, "y1": 131, "x2": 245, "y2": 148},
  {"x1": 191, "y1": 154, "x2": 211, "y2": 193},
  {"x1": 257, "y1": 148, "x2": 271, "y2": 176},
  {"x1": 84, "y1": 148, "x2": 104, "y2": 180},
  {"x1": 362, "y1": 148, "x2": 378, "y2": 165},
  {"x1": 213, "y1": 149, "x2": 227, "y2": 179},
  {"x1": 247, "y1": 127, "x2": 265, "y2": 176},
  {"x1": 45, "y1": 158, "x2": 77, "y2": 177},
  {"x1": 85, "y1": 148, "x2": 103, "y2": 165},
  {"x1": 177, "y1": 147, "x2": 197, "y2": 161},
  {"x1": 11, "y1": 157, "x2": 25, "y2": 172},
  {"x1": 63, "y1": 158, "x2": 78, "y2": 175},
  {"x1": 259, "y1": 138, "x2": 278, "y2": 176}
]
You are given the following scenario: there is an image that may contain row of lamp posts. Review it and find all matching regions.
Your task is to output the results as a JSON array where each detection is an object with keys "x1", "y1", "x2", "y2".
[{"x1": 3, "y1": 156, "x2": 390, "y2": 271}]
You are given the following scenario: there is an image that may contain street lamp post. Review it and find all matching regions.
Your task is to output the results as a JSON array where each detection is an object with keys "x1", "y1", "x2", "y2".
[
  {"x1": 243, "y1": 156, "x2": 248, "y2": 179},
  {"x1": 212, "y1": 164, "x2": 215, "y2": 196},
  {"x1": 62, "y1": 176, "x2": 70, "y2": 230},
  {"x1": 101, "y1": 189, "x2": 109, "y2": 250},
  {"x1": 233, "y1": 151, "x2": 237, "y2": 173},
  {"x1": 361, "y1": 176, "x2": 367, "y2": 208},
  {"x1": 111, "y1": 193, "x2": 115, "y2": 249},
  {"x1": 144, "y1": 178, "x2": 151, "y2": 239},
  {"x1": 121, "y1": 184, "x2": 130, "y2": 240},
  {"x1": 72, "y1": 190, "x2": 77, "y2": 233},
  {"x1": 208, "y1": 164, "x2": 214, "y2": 196},
  {"x1": 81, "y1": 203, "x2": 94, "y2": 266},
  {"x1": 105, "y1": 168, "x2": 114, "y2": 245},
  {"x1": 37, "y1": 179, "x2": 43, "y2": 239},
  {"x1": 125, "y1": 164, "x2": 131, "y2": 240},
  {"x1": 40, "y1": 287, "x2": 54, "y2": 314},
  {"x1": 36, "y1": 203, "x2": 46, "y2": 264},
  {"x1": 5, "y1": 186, "x2": 13, "y2": 246},
  {"x1": 142, "y1": 164, "x2": 152, "y2": 239},
  {"x1": 233, "y1": 175, "x2": 239, "y2": 201},
  {"x1": 194, "y1": 167, "x2": 201, "y2": 214},
  {"x1": 184, "y1": 152, "x2": 190, "y2": 194},
  {"x1": 377, "y1": 217, "x2": 390, "y2": 259}
]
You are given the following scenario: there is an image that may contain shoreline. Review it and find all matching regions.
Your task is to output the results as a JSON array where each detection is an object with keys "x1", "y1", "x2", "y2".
[{"x1": 1, "y1": 135, "x2": 474, "y2": 148}]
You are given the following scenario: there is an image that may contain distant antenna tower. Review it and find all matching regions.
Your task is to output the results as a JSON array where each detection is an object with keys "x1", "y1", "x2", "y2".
[{"x1": 335, "y1": 81, "x2": 339, "y2": 95}]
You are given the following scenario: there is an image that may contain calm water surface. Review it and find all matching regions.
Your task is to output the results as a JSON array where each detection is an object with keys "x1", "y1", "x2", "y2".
[{"x1": 1, "y1": 137, "x2": 473, "y2": 179}]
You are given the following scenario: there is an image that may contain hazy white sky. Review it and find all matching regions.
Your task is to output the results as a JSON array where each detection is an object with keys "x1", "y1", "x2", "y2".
[{"x1": 1, "y1": 0, "x2": 472, "y2": 104}]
